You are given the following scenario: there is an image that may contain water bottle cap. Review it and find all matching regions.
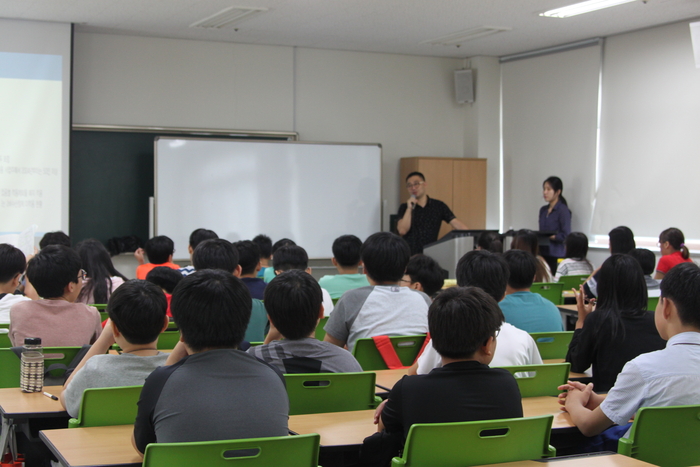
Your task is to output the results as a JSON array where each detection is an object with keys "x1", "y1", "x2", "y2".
[{"x1": 24, "y1": 337, "x2": 42, "y2": 345}]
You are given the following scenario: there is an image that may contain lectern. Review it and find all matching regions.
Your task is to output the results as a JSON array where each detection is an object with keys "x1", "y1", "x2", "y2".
[{"x1": 424, "y1": 230, "x2": 499, "y2": 279}]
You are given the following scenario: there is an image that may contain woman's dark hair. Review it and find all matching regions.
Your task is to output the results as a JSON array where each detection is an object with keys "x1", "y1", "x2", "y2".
[
  {"x1": 595, "y1": 254, "x2": 648, "y2": 340},
  {"x1": 543, "y1": 176, "x2": 567, "y2": 206},
  {"x1": 659, "y1": 228, "x2": 690, "y2": 260},
  {"x1": 565, "y1": 232, "x2": 589, "y2": 260},
  {"x1": 76, "y1": 239, "x2": 128, "y2": 304},
  {"x1": 608, "y1": 226, "x2": 635, "y2": 255},
  {"x1": 511, "y1": 229, "x2": 549, "y2": 283},
  {"x1": 477, "y1": 232, "x2": 503, "y2": 253}
]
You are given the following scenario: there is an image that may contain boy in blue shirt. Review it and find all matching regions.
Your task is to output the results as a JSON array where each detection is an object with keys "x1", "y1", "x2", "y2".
[{"x1": 319, "y1": 235, "x2": 369, "y2": 299}]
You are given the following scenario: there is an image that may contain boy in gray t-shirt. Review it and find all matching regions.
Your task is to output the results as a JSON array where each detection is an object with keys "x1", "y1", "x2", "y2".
[
  {"x1": 249, "y1": 269, "x2": 362, "y2": 373},
  {"x1": 60, "y1": 280, "x2": 170, "y2": 417}
]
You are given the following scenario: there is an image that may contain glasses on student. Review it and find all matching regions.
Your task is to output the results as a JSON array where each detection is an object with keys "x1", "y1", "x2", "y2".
[
  {"x1": 406, "y1": 181, "x2": 424, "y2": 189},
  {"x1": 78, "y1": 269, "x2": 87, "y2": 280}
]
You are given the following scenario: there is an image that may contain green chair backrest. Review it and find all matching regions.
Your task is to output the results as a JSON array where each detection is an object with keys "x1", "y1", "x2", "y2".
[
  {"x1": 68, "y1": 385, "x2": 143, "y2": 428},
  {"x1": 99, "y1": 311, "x2": 109, "y2": 322},
  {"x1": 248, "y1": 342, "x2": 263, "y2": 347},
  {"x1": 496, "y1": 363, "x2": 570, "y2": 397},
  {"x1": 0, "y1": 346, "x2": 82, "y2": 388},
  {"x1": 557, "y1": 275, "x2": 589, "y2": 292},
  {"x1": 352, "y1": 335, "x2": 427, "y2": 371},
  {"x1": 332, "y1": 298, "x2": 339, "y2": 305},
  {"x1": 647, "y1": 296, "x2": 660, "y2": 312},
  {"x1": 90, "y1": 304, "x2": 108, "y2": 311},
  {"x1": 618, "y1": 404, "x2": 700, "y2": 467},
  {"x1": 315, "y1": 317, "x2": 329, "y2": 341},
  {"x1": 0, "y1": 324, "x2": 10, "y2": 348},
  {"x1": 391, "y1": 415, "x2": 556, "y2": 467},
  {"x1": 530, "y1": 282, "x2": 564, "y2": 306},
  {"x1": 284, "y1": 372, "x2": 380, "y2": 415},
  {"x1": 529, "y1": 331, "x2": 574, "y2": 360},
  {"x1": 142, "y1": 433, "x2": 321, "y2": 467},
  {"x1": 157, "y1": 331, "x2": 181, "y2": 350}
]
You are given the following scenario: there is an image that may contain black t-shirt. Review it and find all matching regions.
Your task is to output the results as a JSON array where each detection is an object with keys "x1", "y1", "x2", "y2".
[
  {"x1": 381, "y1": 360, "x2": 523, "y2": 438},
  {"x1": 397, "y1": 197, "x2": 456, "y2": 255}
]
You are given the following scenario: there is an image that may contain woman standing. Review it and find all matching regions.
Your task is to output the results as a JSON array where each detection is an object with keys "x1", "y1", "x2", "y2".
[
  {"x1": 655, "y1": 227, "x2": 692, "y2": 280},
  {"x1": 539, "y1": 176, "x2": 571, "y2": 275}
]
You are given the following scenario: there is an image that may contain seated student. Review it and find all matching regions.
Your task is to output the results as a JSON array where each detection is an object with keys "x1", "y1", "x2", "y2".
[
  {"x1": 318, "y1": 235, "x2": 370, "y2": 299},
  {"x1": 145, "y1": 267, "x2": 183, "y2": 318},
  {"x1": 263, "y1": 238, "x2": 296, "y2": 283},
  {"x1": 560, "y1": 263, "x2": 700, "y2": 445},
  {"x1": 628, "y1": 248, "x2": 660, "y2": 297},
  {"x1": 132, "y1": 270, "x2": 288, "y2": 454},
  {"x1": 191, "y1": 239, "x2": 267, "y2": 342},
  {"x1": 584, "y1": 226, "x2": 636, "y2": 299},
  {"x1": 178, "y1": 228, "x2": 218, "y2": 277},
  {"x1": 500, "y1": 249, "x2": 563, "y2": 333},
  {"x1": 553, "y1": 232, "x2": 594, "y2": 282},
  {"x1": 75, "y1": 239, "x2": 128, "y2": 305},
  {"x1": 324, "y1": 232, "x2": 430, "y2": 352},
  {"x1": 401, "y1": 254, "x2": 445, "y2": 299},
  {"x1": 511, "y1": 229, "x2": 552, "y2": 283},
  {"x1": 39, "y1": 231, "x2": 71, "y2": 249},
  {"x1": 60, "y1": 280, "x2": 170, "y2": 417},
  {"x1": 234, "y1": 240, "x2": 266, "y2": 300},
  {"x1": 476, "y1": 231, "x2": 504, "y2": 253},
  {"x1": 411, "y1": 250, "x2": 543, "y2": 375},
  {"x1": 248, "y1": 270, "x2": 362, "y2": 373},
  {"x1": 135, "y1": 236, "x2": 180, "y2": 280},
  {"x1": 9, "y1": 245, "x2": 102, "y2": 346},
  {"x1": 0, "y1": 244, "x2": 31, "y2": 324},
  {"x1": 566, "y1": 254, "x2": 665, "y2": 393},
  {"x1": 252, "y1": 234, "x2": 272, "y2": 279},
  {"x1": 655, "y1": 227, "x2": 693, "y2": 280},
  {"x1": 376, "y1": 287, "x2": 523, "y2": 440}
]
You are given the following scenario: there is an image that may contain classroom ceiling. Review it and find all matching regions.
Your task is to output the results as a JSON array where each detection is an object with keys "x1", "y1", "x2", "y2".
[{"x1": 1, "y1": 0, "x2": 698, "y2": 58}]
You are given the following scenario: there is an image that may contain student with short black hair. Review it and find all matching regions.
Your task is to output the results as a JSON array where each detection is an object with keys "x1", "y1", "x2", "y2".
[
  {"x1": 324, "y1": 232, "x2": 430, "y2": 351},
  {"x1": 179, "y1": 228, "x2": 218, "y2": 276},
  {"x1": 412, "y1": 249, "x2": 543, "y2": 375},
  {"x1": 234, "y1": 240, "x2": 266, "y2": 300},
  {"x1": 0, "y1": 244, "x2": 31, "y2": 324},
  {"x1": 376, "y1": 287, "x2": 522, "y2": 441},
  {"x1": 511, "y1": 229, "x2": 552, "y2": 282},
  {"x1": 252, "y1": 234, "x2": 272, "y2": 279},
  {"x1": 561, "y1": 263, "x2": 700, "y2": 446},
  {"x1": 628, "y1": 248, "x2": 660, "y2": 295},
  {"x1": 135, "y1": 236, "x2": 180, "y2": 280},
  {"x1": 553, "y1": 232, "x2": 594, "y2": 282},
  {"x1": 401, "y1": 254, "x2": 445, "y2": 298},
  {"x1": 319, "y1": 235, "x2": 370, "y2": 299},
  {"x1": 39, "y1": 231, "x2": 71, "y2": 249},
  {"x1": 248, "y1": 270, "x2": 361, "y2": 373},
  {"x1": 262, "y1": 238, "x2": 296, "y2": 283},
  {"x1": 476, "y1": 231, "x2": 503, "y2": 253},
  {"x1": 9, "y1": 245, "x2": 102, "y2": 346},
  {"x1": 60, "y1": 280, "x2": 170, "y2": 417},
  {"x1": 499, "y1": 249, "x2": 563, "y2": 333},
  {"x1": 132, "y1": 270, "x2": 289, "y2": 455},
  {"x1": 145, "y1": 266, "x2": 183, "y2": 318}
]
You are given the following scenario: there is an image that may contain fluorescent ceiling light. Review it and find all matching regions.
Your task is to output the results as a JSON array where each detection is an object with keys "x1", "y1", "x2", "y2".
[
  {"x1": 423, "y1": 26, "x2": 511, "y2": 46},
  {"x1": 540, "y1": 0, "x2": 638, "y2": 18},
  {"x1": 190, "y1": 6, "x2": 268, "y2": 29}
]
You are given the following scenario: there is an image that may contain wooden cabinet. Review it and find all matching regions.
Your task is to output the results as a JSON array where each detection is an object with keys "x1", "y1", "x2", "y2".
[{"x1": 399, "y1": 157, "x2": 486, "y2": 240}]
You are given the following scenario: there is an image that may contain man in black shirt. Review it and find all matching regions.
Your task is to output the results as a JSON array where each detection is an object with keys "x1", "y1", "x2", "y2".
[{"x1": 396, "y1": 172, "x2": 468, "y2": 254}]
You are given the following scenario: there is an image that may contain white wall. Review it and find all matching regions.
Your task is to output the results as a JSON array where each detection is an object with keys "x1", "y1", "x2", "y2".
[{"x1": 72, "y1": 33, "x2": 468, "y2": 231}]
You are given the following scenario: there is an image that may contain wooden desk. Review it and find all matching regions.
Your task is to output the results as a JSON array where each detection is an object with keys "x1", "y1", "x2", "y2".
[
  {"x1": 41, "y1": 424, "x2": 141, "y2": 467},
  {"x1": 543, "y1": 359, "x2": 588, "y2": 379},
  {"x1": 475, "y1": 453, "x2": 655, "y2": 466},
  {"x1": 373, "y1": 369, "x2": 407, "y2": 391}
]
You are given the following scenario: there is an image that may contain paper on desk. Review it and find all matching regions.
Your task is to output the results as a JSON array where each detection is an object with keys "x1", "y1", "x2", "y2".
[{"x1": 0, "y1": 225, "x2": 37, "y2": 257}]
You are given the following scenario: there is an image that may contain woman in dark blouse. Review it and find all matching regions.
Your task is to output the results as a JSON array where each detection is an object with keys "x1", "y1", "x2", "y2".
[
  {"x1": 539, "y1": 176, "x2": 571, "y2": 274},
  {"x1": 566, "y1": 254, "x2": 666, "y2": 393}
]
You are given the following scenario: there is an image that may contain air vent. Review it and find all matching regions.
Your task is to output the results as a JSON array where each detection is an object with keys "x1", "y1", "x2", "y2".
[
  {"x1": 422, "y1": 26, "x2": 511, "y2": 46},
  {"x1": 190, "y1": 6, "x2": 268, "y2": 29}
]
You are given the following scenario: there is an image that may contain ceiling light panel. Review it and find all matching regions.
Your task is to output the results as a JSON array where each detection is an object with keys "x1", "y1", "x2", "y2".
[
  {"x1": 190, "y1": 6, "x2": 268, "y2": 29},
  {"x1": 540, "y1": 0, "x2": 639, "y2": 18},
  {"x1": 422, "y1": 26, "x2": 512, "y2": 46}
]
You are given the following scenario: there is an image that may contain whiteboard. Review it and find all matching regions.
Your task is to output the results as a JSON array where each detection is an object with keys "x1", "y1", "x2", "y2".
[{"x1": 155, "y1": 138, "x2": 382, "y2": 258}]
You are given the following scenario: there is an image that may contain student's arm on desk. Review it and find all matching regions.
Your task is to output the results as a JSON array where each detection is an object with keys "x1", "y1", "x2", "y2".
[{"x1": 558, "y1": 381, "x2": 613, "y2": 437}]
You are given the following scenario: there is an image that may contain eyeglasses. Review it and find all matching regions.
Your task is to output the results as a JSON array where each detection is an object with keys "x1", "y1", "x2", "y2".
[
  {"x1": 406, "y1": 181, "x2": 424, "y2": 189},
  {"x1": 78, "y1": 269, "x2": 87, "y2": 280}
]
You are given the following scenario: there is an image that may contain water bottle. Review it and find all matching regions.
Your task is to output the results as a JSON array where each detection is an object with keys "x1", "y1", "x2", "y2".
[{"x1": 20, "y1": 337, "x2": 44, "y2": 393}]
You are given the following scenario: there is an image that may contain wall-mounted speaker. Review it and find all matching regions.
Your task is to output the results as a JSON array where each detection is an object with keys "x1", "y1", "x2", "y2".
[{"x1": 454, "y1": 69, "x2": 474, "y2": 104}]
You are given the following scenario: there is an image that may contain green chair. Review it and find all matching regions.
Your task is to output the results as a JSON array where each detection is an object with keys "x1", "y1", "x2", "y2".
[
  {"x1": 618, "y1": 405, "x2": 700, "y2": 467},
  {"x1": 157, "y1": 331, "x2": 181, "y2": 349},
  {"x1": 496, "y1": 363, "x2": 570, "y2": 397},
  {"x1": 0, "y1": 324, "x2": 10, "y2": 348},
  {"x1": 391, "y1": 415, "x2": 556, "y2": 467},
  {"x1": 529, "y1": 331, "x2": 574, "y2": 359},
  {"x1": 314, "y1": 317, "x2": 329, "y2": 341},
  {"x1": 248, "y1": 342, "x2": 263, "y2": 347},
  {"x1": 90, "y1": 304, "x2": 108, "y2": 311},
  {"x1": 557, "y1": 274, "x2": 589, "y2": 292},
  {"x1": 530, "y1": 282, "x2": 564, "y2": 306},
  {"x1": 99, "y1": 311, "x2": 109, "y2": 322},
  {"x1": 284, "y1": 372, "x2": 381, "y2": 415},
  {"x1": 142, "y1": 433, "x2": 321, "y2": 467},
  {"x1": 68, "y1": 385, "x2": 143, "y2": 428},
  {"x1": 647, "y1": 296, "x2": 660, "y2": 311},
  {"x1": 0, "y1": 346, "x2": 82, "y2": 388},
  {"x1": 332, "y1": 298, "x2": 339, "y2": 305},
  {"x1": 352, "y1": 335, "x2": 427, "y2": 371}
]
